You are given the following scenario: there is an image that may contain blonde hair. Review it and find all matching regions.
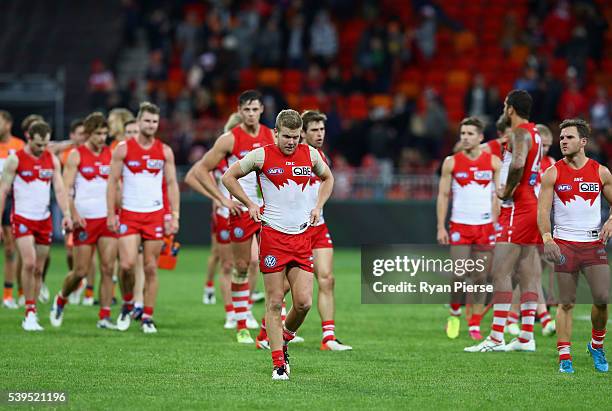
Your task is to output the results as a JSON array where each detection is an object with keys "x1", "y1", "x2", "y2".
[
  {"x1": 108, "y1": 108, "x2": 134, "y2": 138},
  {"x1": 275, "y1": 109, "x2": 302, "y2": 130}
]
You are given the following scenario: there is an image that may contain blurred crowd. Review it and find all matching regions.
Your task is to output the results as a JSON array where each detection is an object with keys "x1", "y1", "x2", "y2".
[{"x1": 87, "y1": 0, "x2": 611, "y2": 191}]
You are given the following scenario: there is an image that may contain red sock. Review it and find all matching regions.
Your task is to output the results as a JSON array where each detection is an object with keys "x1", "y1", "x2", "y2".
[
  {"x1": 25, "y1": 299, "x2": 36, "y2": 315},
  {"x1": 468, "y1": 313, "x2": 482, "y2": 329},
  {"x1": 231, "y1": 282, "x2": 249, "y2": 330},
  {"x1": 143, "y1": 306, "x2": 154, "y2": 320},
  {"x1": 322, "y1": 320, "x2": 336, "y2": 343},
  {"x1": 538, "y1": 311, "x2": 551, "y2": 328},
  {"x1": 18, "y1": 288, "x2": 24, "y2": 297},
  {"x1": 507, "y1": 311, "x2": 519, "y2": 325},
  {"x1": 123, "y1": 293, "x2": 134, "y2": 311},
  {"x1": 99, "y1": 307, "x2": 111, "y2": 320},
  {"x1": 490, "y1": 291, "x2": 513, "y2": 343},
  {"x1": 206, "y1": 281, "x2": 214, "y2": 288},
  {"x1": 557, "y1": 341, "x2": 571, "y2": 361},
  {"x1": 271, "y1": 350, "x2": 285, "y2": 368},
  {"x1": 518, "y1": 292, "x2": 538, "y2": 343},
  {"x1": 591, "y1": 328, "x2": 606, "y2": 349},
  {"x1": 283, "y1": 326, "x2": 296, "y2": 346},
  {"x1": 224, "y1": 304, "x2": 233, "y2": 314},
  {"x1": 3, "y1": 282, "x2": 13, "y2": 300},
  {"x1": 57, "y1": 294, "x2": 68, "y2": 308},
  {"x1": 449, "y1": 303, "x2": 461, "y2": 316},
  {"x1": 257, "y1": 317, "x2": 268, "y2": 340}
]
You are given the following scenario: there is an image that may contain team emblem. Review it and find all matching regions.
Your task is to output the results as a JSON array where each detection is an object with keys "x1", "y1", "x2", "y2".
[
  {"x1": 220, "y1": 230, "x2": 230, "y2": 241},
  {"x1": 474, "y1": 171, "x2": 492, "y2": 180},
  {"x1": 292, "y1": 166, "x2": 311, "y2": 177},
  {"x1": 267, "y1": 167, "x2": 284, "y2": 175},
  {"x1": 119, "y1": 224, "x2": 128, "y2": 234},
  {"x1": 559, "y1": 254, "x2": 567, "y2": 265},
  {"x1": 264, "y1": 255, "x2": 277, "y2": 268},
  {"x1": 451, "y1": 232, "x2": 460, "y2": 242},
  {"x1": 19, "y1": 224, "x2": 27, "y2": 234},
  {"x1": 579, "y1": 182, "x2": 599, "y2": 193},
  {"x1": 234, "y1": 227, "x2": 244, "y2": 238},
  {"x1": 556, "y1": 184, "x2": 572, "y2": 192},
  {"x1": 39, "y1": 169, "x2": 54, "y2": 179},
  {"x1": 147, "y1": 159, "x2": 164, "y2": 170},
  {"x1": 79, "y1": 231, "x2": 88, "y2": 241}
]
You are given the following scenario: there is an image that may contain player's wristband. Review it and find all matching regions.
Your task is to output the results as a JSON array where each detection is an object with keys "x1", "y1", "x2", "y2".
[{"x1": 542, "y1": 232, "x2": 553, "y2": 243}]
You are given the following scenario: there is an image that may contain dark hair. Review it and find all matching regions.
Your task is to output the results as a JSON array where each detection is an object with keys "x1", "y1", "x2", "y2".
[
  {"x1": 28, "y1": 121, "x2": 51, "y2": 140},
  {"x1": 137, "y1": 101, "x2": 160, "y2": 118},
  {"x1": 495, "y1": 115, "x2": 511, "y2": 133},
  {"x1": 21, "y1": 114, "x2": 44, "y2": 133},
  {"x1": 70, "y1": 118, "x2": 84, "y2": 133},
  {"x1": 0, "y1": 110, "x2": 12, "y2": 123},
  {"x1": 460, "y1": 116, "x2": 484, "y2": 133},
  {"x1": 238, "y1": 90, "x2": 263, "y2": 106},
  {"x1": 506, "y1": 89, "x2": 532, "y2": 119},
  {"x1": 301, "y1": 110, "x2": 327, "y2": 131},
  {"x1": 559, "y1": 118, "x2": 591, "y2": 139},
  {"x1": 83, "y1": 112, "x2": 108, "y2": 135}
]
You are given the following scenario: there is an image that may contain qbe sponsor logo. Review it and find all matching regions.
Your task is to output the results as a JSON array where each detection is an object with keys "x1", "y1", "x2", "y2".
[
  {"x1": 147, "y1": 159, "x2": 164, "y2": 170},
  {"x1": 39, "y1": 169, "x2": 53, "y2": 179},
  {"x1": 264, "y1": 255, "x2": 277, "y2": 268},
  {"x1": 474, "y1": 170, "x2": 493, "y2": 180},
  {"x1": 579, "y1": 182, "x2": 599, "y2": 193},
  {"x1": 292, "y1": 166, "x2": 311, "y2": 177}
]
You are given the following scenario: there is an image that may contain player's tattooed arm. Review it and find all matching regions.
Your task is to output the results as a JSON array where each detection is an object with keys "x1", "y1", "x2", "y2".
[
  {"x1": 51, "y1": 154, "x2": 73, "y2": 232},
  {"x1": 63, "y1": 149, "x2": 85, "y2": 228},
  {"x1": 163, "y1": 145, "x2": 180, "y2": 234},
  {"x1": 498, "y1": 128, "x2": 530, "y2": 200},
  {"x1": 491, "y1": 155, "x2": 502, "y2": 224},
  {"x1": 537, "y1": 165, "x2": 561, "y2": 262},
  {"x1": 0, "y1": 155, "x2": 18, "y2": 240},
  {"x1": 436, "y1": 156, "x2": 454, "y2": 245},
  {"x1": 310, "y1": 146, "x2": 334, "y2": 226},
  {"x1": 106, "y1": 142, "x2": 126, "y2": 232},
  {"x1": 224, "y1": 148, "x2": 264, "y2": 222},
  {"x1": 599, "y1": 165, "x2": 612, "y2": 243}
]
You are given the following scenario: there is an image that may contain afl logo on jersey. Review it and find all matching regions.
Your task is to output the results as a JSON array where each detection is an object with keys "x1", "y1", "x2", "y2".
[
  {"x1": 579, "y1": 182, "x2": 599, "y2": 193},
  {"x1": 474, "y1": 170, "x2": 492, "y2": 180},
  {"x1": 267, "y1": 167, "x2": 284, "y2": 175},
  {"x1": 81, "y1": 166, "x2": 95, "y2": 174},
  {"x1": 21, "y1": 171, "x2": 33, "y2": 177},
  {"x1": 292, "y1": 166, "x2": 311, "y2": 176},
  {"x1": 264, "y1": 255, "x2": 277, "y2": 268},
  {"x1": 127, "y1": 160, "x2": 140, "y2": 167},
  {"x1": 146, "y1": 159, "x2": 164, "y2": 169},
  {"x1": 556, "y1": 184, "x2": 572, "y2": 192},
  {"x1": 455, "y1": 172, "x2": 468, "y2": 179}
]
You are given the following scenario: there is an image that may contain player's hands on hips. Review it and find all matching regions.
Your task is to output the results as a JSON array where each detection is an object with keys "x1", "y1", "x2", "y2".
[
  {"x1": 222, "y1": 198, "x2": 242, "y2": 216},
  {"x1": 601, "y1": 217, "x2": 612, "y2": 243},
  {"x1": 437, "y1": 227, "x2": 449, "y2": 245},
  {"x1": 107, "y1": 214, "x2": 119, "y2": 233},
  {"x1": 310, "y1": 208, "x2": 321, "y2": 226},
  {"x1": 247, "y1": 202, "x2": 261, "y2": 222},
  {"x1": 543, "y1": 239, "x2": 562, "y2": 264},
  {"x1": 62, "y1": 216, "x2": 73, "y2": 233}
]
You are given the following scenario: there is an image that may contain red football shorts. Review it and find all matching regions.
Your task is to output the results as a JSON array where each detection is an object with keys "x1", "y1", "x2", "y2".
[
  {"x1": 11, "y1": 214, "x2": 52, "y2": 245},
  {"x1": 554, "y1": 239, "x2": 609, "y2": 273},
  {"x1": 449, "y1": 221, "x2": 495, "y2": 251},
  {"x1": 229, "y1": 210, "x2": 260, "y2": 243},
  {"x1": 213, "y1": 213, "x2": 231, "y2": 244},
  {"x1": 309, "y1": 223, "x2": 333, "y2": 249},
  {"x1": 496, "y1": 204, "x2": 542, "y2": 245},
  {"x1": 118, "y1": 209, "x2": 165, "y2": 241},
  {"x1": 73, "y1": 217, "x2": 117, "y2": 246},
  {"x1": 259, "y1": 225, "x2": 313, "y2": 274}
]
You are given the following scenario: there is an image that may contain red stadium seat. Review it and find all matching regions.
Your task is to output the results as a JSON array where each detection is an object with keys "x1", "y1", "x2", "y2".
[
  {"x1": 239, "y1": 69, "x2": 257, "y2": 90},
  {"x1": 281, "y1": 70, "x2": 302, "y2": 94}
]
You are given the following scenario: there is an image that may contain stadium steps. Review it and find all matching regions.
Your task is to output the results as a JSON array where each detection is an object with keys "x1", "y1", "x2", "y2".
[{"x1": 115, "y1": 28, "x2": 150, "y2": 102}]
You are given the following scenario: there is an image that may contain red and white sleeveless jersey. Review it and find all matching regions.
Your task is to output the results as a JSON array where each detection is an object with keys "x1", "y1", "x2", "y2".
[
  {"x1": 258, "y1": 144, "x2": 314, "y2": 234},
  {"x1": 121, "y1": 138, "x2": 165, "y2": 213},
  {"x1": 306, "y1": 147, "x2": 328, "y2": 227},
  {"x1": 487, "y1": 139, "x2": 503, "y2": 159},
  {"x1": 535, "y1": 155, "x2": 556, "y2": 198},
  {"x1": 12, "y1": 149, "x2": 54, "y2": 220},
  {"x1": 213, "y1": 158, "x2": 230, "y2": 219},
  {"x1": 74, "y1": 145, "x2": 112, "y2": 219},
  {"x1": 552, "y1": 158, "x2": 602, "y2": 242},
  {"x1": 227, "y1": 125, "x2": 274, "y2": 207},
  {"x1": 450, "y1": 151, "x2": 495, "y2": 225},
  {"x1": 502, "y1": 122, "x2": 542, "y2": 209}
]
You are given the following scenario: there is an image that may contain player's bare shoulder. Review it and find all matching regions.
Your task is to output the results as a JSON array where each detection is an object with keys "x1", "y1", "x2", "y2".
[
  {"x1": 541, "y1": 160, "x2": 558, "y2": 184},
  {"x1": 112, "y1": 140, "x2": 128, "y2": 159},
  {"x1": 599, "y1": 163, "x2": 612, "y2": 184},
  {"x1": 441, "y1": 155, "x2": 455, "y2": 174},
  {"x1": 213, "y1": 130, "x2": 236, "y2": 154},
  {"x1": 162, "y1": 142, "x2": 175, "y2": 161}
]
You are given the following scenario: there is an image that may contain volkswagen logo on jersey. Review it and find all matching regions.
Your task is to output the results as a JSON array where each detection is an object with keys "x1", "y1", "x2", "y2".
[
  {"x1": 559, "y1": 254, "x2": 567, "y2": 265},
  {"x1": 292, "y1": 166, "x2": 311, "y2": 176},
  {"x1": 451, "y1": 232, "x2": 460, "y2": 242},
  {"x1": 264, "y1": 255, "x2": 277, "y2": 268},
  {"x1": 119, "y1": 224, "x2": 128, "y2": 234},
  {"x1": 18, "y1": 224, "x2": 27, "y2": 234},
  {"x1": 220, "y1": 230, "x2": 230, "y2": 241},
  {"x1": 79, "y1": 231, "x2": 88, "y2": 242},
  {"x1": 556, "y1": 184, "x2": 572, "y2": 192},
  {"x1": 267, "y1": 167, "x2": 284, "y2": 175},
  {"x1": 234, "y1": 227, "x2": 244, "y2": 238}
]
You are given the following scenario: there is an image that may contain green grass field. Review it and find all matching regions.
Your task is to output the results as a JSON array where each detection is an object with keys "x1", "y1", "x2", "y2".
[{"x1": 0, "y1": 246, "x2": 609, "y2": 410}]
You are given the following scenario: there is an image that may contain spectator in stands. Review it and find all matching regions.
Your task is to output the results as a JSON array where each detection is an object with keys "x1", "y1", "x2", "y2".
[
  {"x1": 464, "y1": 74, "x2": 489, "y2": 119},
  {"x1": 176, "y1": 9, "x2": 203, "y2": 70},
  {"x1": 88, "y1": 60, "x2": 116, "y2": 110},
  {"x1": 310, "y1": 10, "x2": 338, "y2": 64},
  {"x1": 287, "y1": 13, "x2": 306, "y2": 68},
  {"x1": 557, "y1": 71, "x2": 588, "y2": 119},
  {"x1": 421, "y1": 89, "x2": 448, "y2": 157},
  {"x1": 256, "y1": 17, "x2": 282, "y2": 67},
  {"x1": 323, "y1": 65, "x2": 345, "y2": 95},
  {"x1": 414, "y1": 5, "x2": 437, "y2": 60},
  {"x1": 590, "y1": 86, "x2": 611, "y2": 133}
]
